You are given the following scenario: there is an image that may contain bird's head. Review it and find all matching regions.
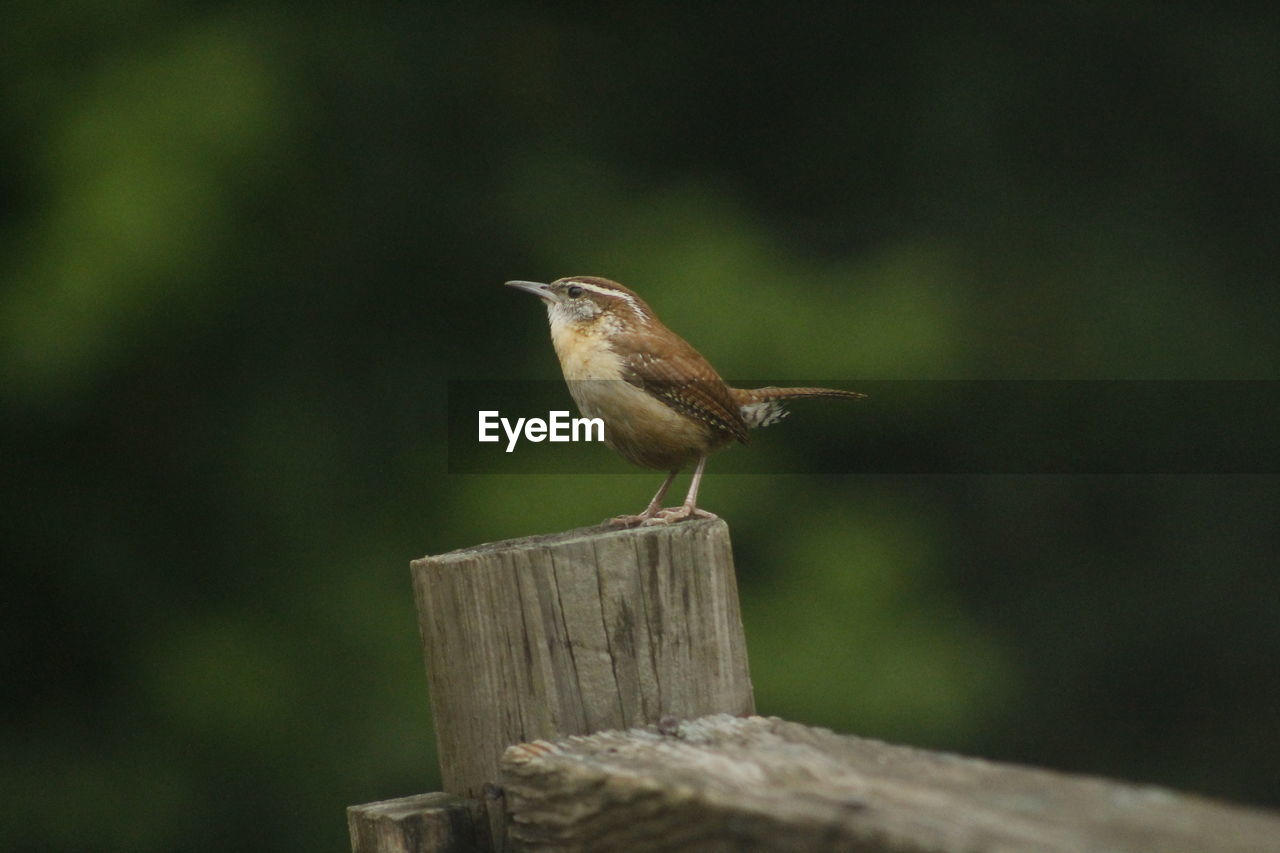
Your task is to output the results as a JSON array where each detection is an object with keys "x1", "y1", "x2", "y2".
[{"x1": 505, "y1": 276, "x2": 654, "y2": 335}]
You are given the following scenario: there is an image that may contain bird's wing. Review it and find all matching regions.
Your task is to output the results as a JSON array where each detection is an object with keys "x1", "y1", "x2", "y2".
[{"x1": 611, "y1": 327, "x2": 750, "y2": 444}]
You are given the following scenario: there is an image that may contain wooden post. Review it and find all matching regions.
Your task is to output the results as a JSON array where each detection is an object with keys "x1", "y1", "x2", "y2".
[
  {"x1": 352, "y1": 520, "x2": 1280, "y2": 852},
  {"x1": 411, "y1": 517, "x2": 754, "y2": 798}
]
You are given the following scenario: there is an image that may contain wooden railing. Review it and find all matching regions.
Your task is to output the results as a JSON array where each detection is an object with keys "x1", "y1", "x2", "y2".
[{"x1": 347, "y1": 519, "x2": 1280, "y2": 852}]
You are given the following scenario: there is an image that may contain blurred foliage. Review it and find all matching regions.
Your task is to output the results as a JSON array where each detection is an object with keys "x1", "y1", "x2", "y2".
[{"x1": 2, "y1": 2, "x2": 1278, "y2": 850}]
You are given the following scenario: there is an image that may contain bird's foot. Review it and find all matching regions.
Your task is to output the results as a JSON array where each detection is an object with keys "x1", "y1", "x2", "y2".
[
  {"x1": 602, "y1": 513, "x2": 649, "y2": 529},
  {"x1": 640, "y1": 506, "x2": 718, "y2": 526}
]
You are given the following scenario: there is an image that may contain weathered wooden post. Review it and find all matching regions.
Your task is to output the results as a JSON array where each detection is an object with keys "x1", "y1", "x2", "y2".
[
  {"x1": 349, "y1": 518, "x2": 753, "y2": 850},
  {"x1": 412, "y1": 517, "x2": 752, "y2": 797},
  {"x1": 413, "y1": 516, "x2": 752, "y2": 796},
  {"x1": 350, "y1": 519, "x2": 1280, "y2": 852}
]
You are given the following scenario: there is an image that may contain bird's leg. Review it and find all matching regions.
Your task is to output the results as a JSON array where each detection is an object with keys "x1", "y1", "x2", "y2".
[
  {"x1": 643, "y1": 456, "x2": 717, "y2": 526},
  {"x1": 603, "y1": 468, "x2": 680, "y2": 528}
]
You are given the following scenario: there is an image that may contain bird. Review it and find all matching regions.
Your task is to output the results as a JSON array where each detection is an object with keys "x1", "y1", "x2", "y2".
[{"x1": 505, "y1": 276, "x2": 864, "y2": 527}]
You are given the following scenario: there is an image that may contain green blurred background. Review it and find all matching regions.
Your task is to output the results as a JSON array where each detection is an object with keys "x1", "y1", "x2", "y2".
[{"x1": 3, "y1": 2, "x2": 1278, "y2": 850}]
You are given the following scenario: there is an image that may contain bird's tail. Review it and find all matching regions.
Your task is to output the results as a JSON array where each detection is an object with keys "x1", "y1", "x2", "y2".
[{"x1": 732, "y1": 386, "x2": 866, "y2": 429}]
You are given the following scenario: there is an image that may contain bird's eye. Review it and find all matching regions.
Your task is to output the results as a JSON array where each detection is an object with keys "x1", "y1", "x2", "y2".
[{"x1": 567, "y1": 285, "x2": 583, "y2": 298}]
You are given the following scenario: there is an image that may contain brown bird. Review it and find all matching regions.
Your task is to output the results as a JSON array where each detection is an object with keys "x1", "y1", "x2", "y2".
[{"x1": 506, "y1": 276, "x2": 864, "y2": 527}]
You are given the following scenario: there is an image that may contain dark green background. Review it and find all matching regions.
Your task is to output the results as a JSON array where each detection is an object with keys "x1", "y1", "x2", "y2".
[{"x1": 3, "y1": 3, "x2": 1278, "y2": 850}]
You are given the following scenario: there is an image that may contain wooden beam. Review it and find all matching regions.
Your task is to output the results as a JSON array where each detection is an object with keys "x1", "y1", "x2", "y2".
[
  {"x1": 346, "y1": 793, "x2": 488, "y2": 853},
  {"x1": 499, "y1": 714, "x2": 1280, "y2": 852},
  {"x1": 412, "y1": 518, "x2": 753, "y2": 798}
]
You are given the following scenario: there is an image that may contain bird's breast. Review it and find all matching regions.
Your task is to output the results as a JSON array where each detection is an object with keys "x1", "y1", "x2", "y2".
[
  {"x1": 550, "y1": 321, "x2": 626, "y2": 382},
  {"x1": 548, "y1": 322, "x2": 721, "y2": 469}
]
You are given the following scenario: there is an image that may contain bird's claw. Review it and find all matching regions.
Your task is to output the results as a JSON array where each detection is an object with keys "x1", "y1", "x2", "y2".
[
  {"x1": 602, "y1": 514, "x2": 648, "y2": 529},
  {"x1": 640, "y1": 506, "x2": 717, "y2": 526}
]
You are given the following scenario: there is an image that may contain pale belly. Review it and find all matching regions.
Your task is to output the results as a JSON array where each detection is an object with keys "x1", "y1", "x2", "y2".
[
  {"x1": 551, "y1": 320, "x2": 726, "y2": 470},
  {"x1": 567, "y1": 379, "x2": 723, "y2": 470}
]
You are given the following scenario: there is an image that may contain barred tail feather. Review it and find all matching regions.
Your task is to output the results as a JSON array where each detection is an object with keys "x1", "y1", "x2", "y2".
[{"x1": 733, "y1": 386, "x2": 866, "y2": 429}]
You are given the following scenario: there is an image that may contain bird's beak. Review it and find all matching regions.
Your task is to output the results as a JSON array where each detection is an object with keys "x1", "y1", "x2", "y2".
[{"x1": 505, "y1": 280, "x2": 553, "y2": 303}]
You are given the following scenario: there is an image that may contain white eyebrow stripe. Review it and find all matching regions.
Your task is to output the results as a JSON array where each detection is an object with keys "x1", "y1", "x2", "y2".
[{"x1": 573, "y1": 282, "x2": 646, "y2": 319}]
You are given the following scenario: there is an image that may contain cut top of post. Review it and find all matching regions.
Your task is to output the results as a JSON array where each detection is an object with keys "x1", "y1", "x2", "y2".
[{"x1": 424, "y1": 519, "x2": 714, "y2": 561}]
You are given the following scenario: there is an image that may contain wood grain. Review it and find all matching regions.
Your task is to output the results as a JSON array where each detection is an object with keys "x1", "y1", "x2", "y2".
[
  {"x1": 412, "y1": 518, "x2": 753, "y2": 797},
  {"x1": 347, "y1": 793, "x2": 488, "y2": 853},
  {"x1": 500, "y1": 714, "x2": 1280, "y2": 853}
]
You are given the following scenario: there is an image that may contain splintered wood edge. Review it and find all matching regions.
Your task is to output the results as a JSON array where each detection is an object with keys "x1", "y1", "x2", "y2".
[
  {"x1": 497, "y1": 714, "x2": 1280, "y2": 853},
  {"x1": 416, "y1": 517, "x2": 727, "y2": 564}
]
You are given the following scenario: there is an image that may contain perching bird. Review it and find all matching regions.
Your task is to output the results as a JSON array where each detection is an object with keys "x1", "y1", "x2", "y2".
[{"x1": 506, "y1": 276, "x2": 864, "y2": 526}]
